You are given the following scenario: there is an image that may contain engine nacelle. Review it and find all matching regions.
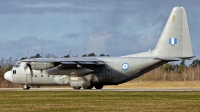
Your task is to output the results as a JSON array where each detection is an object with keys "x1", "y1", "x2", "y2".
[
  {"x1": 30, "y1": 62, "x2": 56, "y2": 70},
  {"x1": 46, "y1": 67, "x2": 94, "y2": 76}
]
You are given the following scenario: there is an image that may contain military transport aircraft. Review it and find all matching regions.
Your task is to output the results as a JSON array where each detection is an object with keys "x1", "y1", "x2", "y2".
[{"x1": 4, "y1": 7, "x2": 194, "y2": 90}]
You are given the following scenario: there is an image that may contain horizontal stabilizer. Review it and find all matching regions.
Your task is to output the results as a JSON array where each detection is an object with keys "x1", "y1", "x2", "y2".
[
  {"x1": 154, "y1": 56, "x2": 195, "y2": 61},
  {"x1": 154, "y1": 57, "x2": 182, "y2": 61},
  {"x1": 178, "y1": 56, "x2": 195, "y2": 59}
]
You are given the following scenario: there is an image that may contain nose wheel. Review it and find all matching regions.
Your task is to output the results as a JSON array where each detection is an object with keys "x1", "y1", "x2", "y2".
[{"x1": 22, "y1": 85, "x2": 30, "y2": 90}]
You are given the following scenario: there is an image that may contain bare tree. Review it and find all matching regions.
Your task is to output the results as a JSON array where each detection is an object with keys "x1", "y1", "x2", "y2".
[
  {"x1": 45, "y1": 53, "x2": 58, "y2": 58},
  {"x1": 0, "y1": 57, "x2": 20, "y2": 88}
]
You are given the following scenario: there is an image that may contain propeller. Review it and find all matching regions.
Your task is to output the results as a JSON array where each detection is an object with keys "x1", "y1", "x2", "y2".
[{"x1": 24, "y1": 63, "x2": 33, "y2": 77}]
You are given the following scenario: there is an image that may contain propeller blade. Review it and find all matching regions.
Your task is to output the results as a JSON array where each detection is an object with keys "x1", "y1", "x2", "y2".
[
  {"x1": 24, "y1": 64, "x2": 29, "y2": 71},
  {"x1": 25, "y1": 63, "x2": 33, "y2": 77}
]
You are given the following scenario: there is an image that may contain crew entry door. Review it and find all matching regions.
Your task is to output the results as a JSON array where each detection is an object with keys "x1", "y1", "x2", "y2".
[{"x1": 25, "y1": 70, "x2": 33, "y2": 84}]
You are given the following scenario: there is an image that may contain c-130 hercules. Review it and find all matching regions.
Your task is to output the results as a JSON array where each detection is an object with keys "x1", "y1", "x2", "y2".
[{"x1": 4, "y1": 7, "x2": 194, "y2": 90}]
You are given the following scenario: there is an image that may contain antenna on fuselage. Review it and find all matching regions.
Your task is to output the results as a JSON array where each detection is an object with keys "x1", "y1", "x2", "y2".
[
  {"x1": 85, "y1": 48, "x2": 86, "y2": 56},
  {"x1": 27, "y1": 50, "x2": 29, "y2": 60},
  {"x1": 41, "y1": 51, "x2": 43, "y2": 58}
]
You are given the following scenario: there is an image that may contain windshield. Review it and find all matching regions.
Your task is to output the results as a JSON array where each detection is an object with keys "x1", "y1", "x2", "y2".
[{"x1": 15, "y1": 61, "x2": 21, "y2": 68}]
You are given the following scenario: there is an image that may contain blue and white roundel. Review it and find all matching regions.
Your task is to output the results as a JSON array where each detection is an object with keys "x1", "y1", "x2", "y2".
[{"x1": 122, "y1": 63, "x2": 129, "y2": 70}]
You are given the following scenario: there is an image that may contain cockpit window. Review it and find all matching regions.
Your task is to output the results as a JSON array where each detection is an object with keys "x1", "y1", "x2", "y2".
[{"x1": 15, "y1": 61, "x2": 21, "y2": 68}]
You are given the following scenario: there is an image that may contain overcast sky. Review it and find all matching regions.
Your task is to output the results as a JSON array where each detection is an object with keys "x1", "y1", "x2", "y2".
[{"x1": 0, "y1": 0, "x2": 199, "y2": 64}]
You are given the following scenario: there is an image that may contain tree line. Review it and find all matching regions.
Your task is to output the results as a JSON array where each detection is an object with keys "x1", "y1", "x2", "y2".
[{"x1": 138, "y1": 60, "x2": 200, "y2": 82}]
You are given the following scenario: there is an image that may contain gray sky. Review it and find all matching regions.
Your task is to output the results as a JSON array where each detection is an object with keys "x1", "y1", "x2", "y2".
[{"x1": 0, "y1": 0, "x2": 199, "y2": 64}]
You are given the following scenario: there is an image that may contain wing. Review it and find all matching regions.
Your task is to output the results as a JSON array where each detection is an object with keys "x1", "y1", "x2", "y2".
[{"x1": 21, "y1": 57, "x2": 105, "y2": 70}]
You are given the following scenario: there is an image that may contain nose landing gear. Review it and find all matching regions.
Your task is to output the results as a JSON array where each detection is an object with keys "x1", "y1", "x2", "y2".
[{"x1": 22, "y1": 85, "x2": 30, "y2": 90}]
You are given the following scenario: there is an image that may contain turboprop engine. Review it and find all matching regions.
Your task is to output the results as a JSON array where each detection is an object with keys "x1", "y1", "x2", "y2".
[{"x1": 28, "y1": 62, "x2": 56, "y2": 70}]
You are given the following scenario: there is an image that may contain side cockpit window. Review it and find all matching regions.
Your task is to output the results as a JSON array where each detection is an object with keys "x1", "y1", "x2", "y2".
[{"x1": 15, "y1": 61, "x2": 21, "y2": 68}]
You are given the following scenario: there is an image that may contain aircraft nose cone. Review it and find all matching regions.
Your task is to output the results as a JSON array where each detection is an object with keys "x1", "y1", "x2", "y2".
[{"x1": 4, "y1": 71, "x2": 13, "y2": 82}]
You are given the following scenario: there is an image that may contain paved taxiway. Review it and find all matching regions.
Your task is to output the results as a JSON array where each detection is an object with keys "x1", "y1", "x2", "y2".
[{"x1": 1, "y1": 88, "x2": 200, "y2": 91}]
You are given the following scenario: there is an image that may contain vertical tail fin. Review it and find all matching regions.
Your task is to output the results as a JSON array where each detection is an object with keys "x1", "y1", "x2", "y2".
[
  {"x1": 123, "y1": 7, "x2": 194, "y2": 58},
  {"x1": 154, "y1": 7, "x2": 193, "y2": 58}
]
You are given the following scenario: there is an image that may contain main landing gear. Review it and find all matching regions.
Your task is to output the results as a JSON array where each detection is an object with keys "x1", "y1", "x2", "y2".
[
  {"x1": 83, "y1": 86, "x2": 93, "y2": 89},
  {"x1": 22, "y1": 85, "x2": 30, "y2": 90},
  {"x1": 94, "y1": 85, "x2": 103, "y2": 89},
  {"x1": 73, "y1": 84, "x2": 104, "y2": 90}
]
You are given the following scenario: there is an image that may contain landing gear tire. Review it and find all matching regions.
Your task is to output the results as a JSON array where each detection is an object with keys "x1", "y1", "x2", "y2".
[
  {"x1": 83, "y1": 86, "x2": 93, "y2": 89},
  {"x1": 22, "y1": 85, "x2": 30, "y2": 90},
  {"x1": 73, "y1": 87, "x2": 81, "y2": 90},
  {"x1": 94, "y1": 85, "x2": 103, "y2": 89}
]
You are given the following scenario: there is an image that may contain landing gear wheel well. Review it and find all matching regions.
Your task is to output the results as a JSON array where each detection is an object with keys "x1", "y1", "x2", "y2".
[
  {"x1": 83, "y1": 86, "x2": 93, "y2": 89},
  {"x1": 73, "y1": 87, "x2": 81, "y2": 89},
  {"x1": 94, "y1": 85, "x2": 103, "y2": 89}
]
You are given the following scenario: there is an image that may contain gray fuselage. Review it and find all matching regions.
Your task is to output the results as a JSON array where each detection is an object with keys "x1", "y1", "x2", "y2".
[{"x1": 10, "y1": 57, "x2": 166, "y2": 87}]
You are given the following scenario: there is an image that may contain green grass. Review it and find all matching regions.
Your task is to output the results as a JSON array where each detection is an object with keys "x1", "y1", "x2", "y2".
[{"x1": 0, "y1": 91, "x2": 200, "y2": 112}]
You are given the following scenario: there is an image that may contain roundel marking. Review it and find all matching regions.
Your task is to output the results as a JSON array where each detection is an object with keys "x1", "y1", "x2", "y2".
[{"x1": 122, "y1": 63, "x2": 129, "y2": 70}]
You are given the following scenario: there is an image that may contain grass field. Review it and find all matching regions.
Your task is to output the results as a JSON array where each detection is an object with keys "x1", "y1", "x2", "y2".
[
  {"x1": 105, "y1": 81, "x2": 200, "y2": 88},
  {"x1": 0, "y1": 91, "x2": 200, "y2": 112}
]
